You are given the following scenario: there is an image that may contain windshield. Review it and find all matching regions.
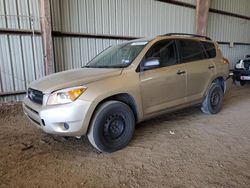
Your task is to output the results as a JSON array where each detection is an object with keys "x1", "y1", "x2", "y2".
[{"x1": 85, "y1": 41, "x2": 148, "y2": 68}]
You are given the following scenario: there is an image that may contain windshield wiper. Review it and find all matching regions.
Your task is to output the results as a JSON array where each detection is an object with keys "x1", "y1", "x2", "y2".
[
  {"x1": 83, "y1": 65, "x2": 124, "y2": 68},
  {"x1": 83, "y1": 65, "x2": 91, "y2": 68}
]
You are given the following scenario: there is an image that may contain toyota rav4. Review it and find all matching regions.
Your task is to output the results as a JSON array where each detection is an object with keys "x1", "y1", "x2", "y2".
[{"x1": 23, "y1": 33, "x2": 229, "y2": 152}]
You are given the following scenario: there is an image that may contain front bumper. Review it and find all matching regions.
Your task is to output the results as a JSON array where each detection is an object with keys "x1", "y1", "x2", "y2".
[
  {"x1": 232, "y1": 69, "x2": 250, "y2": 81},
  {"x1": 23, "y1": 96, "x2": 93, "y2": 136}
]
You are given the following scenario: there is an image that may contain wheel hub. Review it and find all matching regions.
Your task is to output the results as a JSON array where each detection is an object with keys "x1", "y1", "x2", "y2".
[
  {"x1": 104, "y1": 115, "x2": 125, "y2": 139},
  {"x1": 211, "y1": 91, "x2": 219, "y2": 107}
]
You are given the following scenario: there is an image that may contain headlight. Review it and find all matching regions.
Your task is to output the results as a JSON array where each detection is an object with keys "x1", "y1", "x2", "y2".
[
  {"x1": 47, "y1": 86, "x2": 87, "y2": 105},
  {"x1": 235, "y1": 60, "x2": 244, "y2": 69}
]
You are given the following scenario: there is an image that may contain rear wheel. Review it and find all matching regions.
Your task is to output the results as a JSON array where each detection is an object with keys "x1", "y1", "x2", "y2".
[
  {"x1": 87, "y1": 101, "x2": 135, "y2": 153},
  {"x1": 201, "y1": 83, "x2": 224, "y2": 114}
]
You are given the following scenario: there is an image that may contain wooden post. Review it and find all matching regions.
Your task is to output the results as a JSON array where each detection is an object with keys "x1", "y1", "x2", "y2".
[
  {"x1": 196, "y1": 0, "x2": 211, "y2": 35},
  {"x1": 39, "y1": 0, "x2": 54, "y2": 75}
]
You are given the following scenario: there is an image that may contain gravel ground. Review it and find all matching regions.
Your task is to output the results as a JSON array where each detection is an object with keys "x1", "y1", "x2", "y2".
[{"x1": 0, "y1": 83, "x2": 250, "y2": 188}]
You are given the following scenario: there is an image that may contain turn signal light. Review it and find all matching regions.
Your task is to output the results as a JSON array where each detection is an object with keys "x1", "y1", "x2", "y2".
[{"x1": 223, "y1": 58, "x2": 229, "y2": 64}]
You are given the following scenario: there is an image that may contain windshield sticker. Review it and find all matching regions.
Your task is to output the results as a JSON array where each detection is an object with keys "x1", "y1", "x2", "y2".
[
  {"x1": 122, "y1": 59, "x2": 130, "y2": 64},
  {"x1": 131, "y1": 41, "x2": 148, "y2": 46}
]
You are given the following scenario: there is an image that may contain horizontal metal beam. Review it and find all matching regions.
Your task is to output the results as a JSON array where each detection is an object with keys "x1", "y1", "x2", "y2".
[
  {"x1": 0, "y1": 91, "x2": 26, "y2": 97},
  {"x1": 156, "y1": 0, "x2": 250, "y2": 20},
  {"x1": 157, "y1": 0, "x2": 195, "y2": 8},
  {"x1": 0, "y1": 28, "x2": 41, "y2": 35},
  {"x1": 1, "y1": 28, "x2": 250, "y2": 46},
  {"x1": 52, "y1": 31, "x2": 250, "y2": 46},
  {"x1": 218, "y1": 41, "x2": 250, "y2": 46},
  {"x1": 52, "y1": 31, "x2": 140, "y2": 40},
  {"x1": 209, "y1": 8, "x2": 250, "y2": 20}
]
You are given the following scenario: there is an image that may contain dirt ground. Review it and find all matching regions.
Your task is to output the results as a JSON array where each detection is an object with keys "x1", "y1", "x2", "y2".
[{"x1": 0, "y1": 83, "x2": 250, "y2": 188}]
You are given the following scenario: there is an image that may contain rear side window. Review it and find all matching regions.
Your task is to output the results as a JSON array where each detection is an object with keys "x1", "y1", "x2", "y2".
[
  {"x1": 202, "y1": 42, "x2": 216, "y2": 58},
  {"x1": 177, "y1": 39, "x2": 206, "y2": 63}
]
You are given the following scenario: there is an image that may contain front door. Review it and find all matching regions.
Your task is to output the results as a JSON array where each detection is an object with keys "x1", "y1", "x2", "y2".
[{"x1": 139, "y1": 40, "x2": 187, "y2": 115}]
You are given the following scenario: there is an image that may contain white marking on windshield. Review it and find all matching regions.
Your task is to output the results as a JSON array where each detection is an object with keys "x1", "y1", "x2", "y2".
[{"x1": 131, "y1": 41, "x2": 148, "y2": 46}]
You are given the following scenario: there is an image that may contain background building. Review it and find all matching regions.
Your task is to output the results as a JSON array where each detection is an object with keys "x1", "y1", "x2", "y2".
[{"x1": 0, "y1": 0, "x2": 250, "y2": 102}]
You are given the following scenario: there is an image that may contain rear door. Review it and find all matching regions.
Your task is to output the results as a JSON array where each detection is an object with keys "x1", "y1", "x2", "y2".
[
  {"x1": 176, "y1": 39, "x2": 216, "y2": 102},
  {"x1": 139, "y1": 40, "x2": 187, "y2": 115}
]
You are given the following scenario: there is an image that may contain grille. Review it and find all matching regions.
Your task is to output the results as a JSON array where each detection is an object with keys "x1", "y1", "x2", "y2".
[
  {"x1": 243, "y1": 60, "x2": 250, "y2": 70},
  {"x1": 27, "y1": 115, "x2": 41, "y2": 126},
  {"x1": 28, "y1": 88, "x2": 43, "y2": 105},
  {"x1": 25, "y1": 104, "x2": 39, "y2": 114}
]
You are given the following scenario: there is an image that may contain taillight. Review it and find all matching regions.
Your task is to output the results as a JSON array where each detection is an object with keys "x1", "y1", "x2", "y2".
[{"x1": 223, "y1": 57, "x2": 229, "y2": 64}]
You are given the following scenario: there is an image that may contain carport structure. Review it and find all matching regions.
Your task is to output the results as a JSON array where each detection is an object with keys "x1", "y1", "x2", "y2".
[
  {"x1": 1, "y1": 1, "x2": 250, "y2": 187},
  {"x1": 0, "y1": 0, "x2": 250, "y2": 102}
]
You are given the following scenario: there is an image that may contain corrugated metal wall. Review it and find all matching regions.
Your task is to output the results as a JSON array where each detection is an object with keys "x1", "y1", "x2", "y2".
[
  {"x1": 0, "y1": 0, "x2": 44, "y2": 102},
  {"x1": 211, "y1": 0, "x2": 250, "y2": 17},
  {"x1": 0, "y1": 0, "x2": 40, "y2": 30},
  {"x1": 51, "y1": 0, "x2": 195, "y2": 36},
  {"x1": 51, "y1": 0, "x2": 196, "y2": 71},
  {"x1": 207, "y1": 13, "x2": 250, "y2": 43},
  {"x1": 1, "y1": 0, "x2": 250, "y2": 102},
  {"x1": 53, "y1": 37, "x2": 127, "y2": 71},
  {"x1": 219, "y1": 44, "x2": 250, "y2": 69},
  {"x1": 51, "y1": 0, "x2": 250, "y2": 71},
  {"x1": 208, "y1": 1, "x2": 250, "y2": 67},
  {"x1": 210, "y1": 0, "x2": 250, "y2": 68},
  {"x1": 52, "y1": 0, "x2": 196, "y2": 36}
]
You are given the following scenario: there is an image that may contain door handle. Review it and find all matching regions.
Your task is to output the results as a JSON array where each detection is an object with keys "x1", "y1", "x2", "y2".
[
  {"x1": 176, "y1": 70, "x2": 186, "y2": 75},
  {"x1": 208, "y1": 65, "x2": 215, "y2": 69}
]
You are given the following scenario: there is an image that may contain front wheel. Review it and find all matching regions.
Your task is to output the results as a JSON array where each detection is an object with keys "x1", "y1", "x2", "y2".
[
  {"x1": 87, "y1": 101, "x2": 135, "y2": 153},
  {"x1": 201, "y1": 83, "x2": 224, "y2": 114}
]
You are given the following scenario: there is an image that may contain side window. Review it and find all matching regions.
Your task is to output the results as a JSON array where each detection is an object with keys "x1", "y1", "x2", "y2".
[
  {"x1": 202, "y1": 42, "x2": 217, "y2": 58},
  {"x1": 144, "y1": 40, "x2": 178, "y2": 68},
  {"x1": 177, "y1": 39, "x2": 206, "y2": 63}
]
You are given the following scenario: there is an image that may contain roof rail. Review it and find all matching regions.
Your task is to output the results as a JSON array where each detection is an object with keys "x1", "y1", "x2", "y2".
[{"x1": 162, "y1": 33, "x2": 212, "y2": 41}]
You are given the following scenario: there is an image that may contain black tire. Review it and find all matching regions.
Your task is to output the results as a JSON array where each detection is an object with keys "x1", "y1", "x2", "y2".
[
  {"x1": 201, "y1": 83, "x2": 224, "y2": 114},
  {"x1": 87, "y1": 101, "x2": 135, "y2": 153}
]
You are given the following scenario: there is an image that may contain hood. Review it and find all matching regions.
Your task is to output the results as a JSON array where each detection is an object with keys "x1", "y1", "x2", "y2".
[{"x1": 29, "y1": 68, "x2": 122, "y2": 93}]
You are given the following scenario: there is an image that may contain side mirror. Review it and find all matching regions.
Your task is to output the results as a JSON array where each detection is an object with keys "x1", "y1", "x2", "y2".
[
  {"x1": 142, "y1": 58, "x2": 160, "y2": 71},
  {"x1": 246, "y1": 55, "x2": 250, "y2": 58}
]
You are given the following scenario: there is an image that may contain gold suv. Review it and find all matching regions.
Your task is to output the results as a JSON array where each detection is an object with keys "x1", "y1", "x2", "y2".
[{"x1": 23, "y1": 33, "x2": 229, "y2": 152}]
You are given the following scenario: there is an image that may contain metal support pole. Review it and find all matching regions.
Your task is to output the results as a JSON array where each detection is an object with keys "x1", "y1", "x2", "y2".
[
  {"x1": 39, "y1": 0, "x2": 54, "y2": 75},
  {"x1": 196, "y1": 0, "x2": 211, "y2": 35}
]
